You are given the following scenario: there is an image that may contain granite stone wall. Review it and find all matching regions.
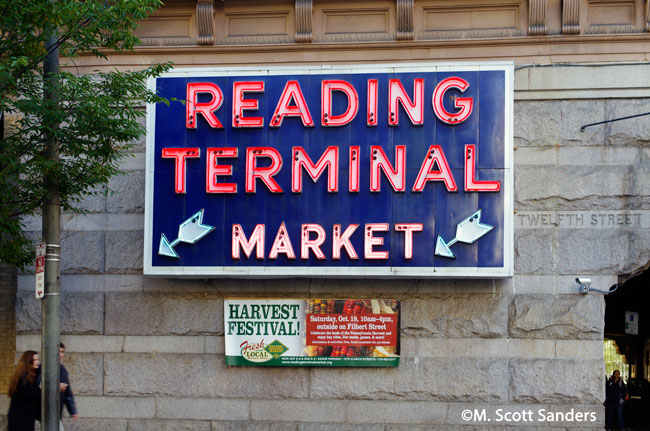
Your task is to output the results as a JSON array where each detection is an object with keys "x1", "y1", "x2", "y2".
[{"x1": 3, "y1": 91, "x2": 650, "y2": 430}]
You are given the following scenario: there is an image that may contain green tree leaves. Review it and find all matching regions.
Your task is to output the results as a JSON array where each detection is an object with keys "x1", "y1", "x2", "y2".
[{"x1": 0, "y1": 0, "x2": 172, "y2": 267}]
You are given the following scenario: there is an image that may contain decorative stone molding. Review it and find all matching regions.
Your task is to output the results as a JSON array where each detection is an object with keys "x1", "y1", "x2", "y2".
[
  {"x1": 562, "y1": 0, "x2": 580, "y2": 34},
  {"x1": 528, "y1": 0, "x2": 547, "y2": 35},
  {"x1": 397, "y1": 0, "x2": 414, "y2": 41},
  {"x1": 296, "y1": 0, "x2": 313, "y2": 43},
  {"x1": 196, "y1": 0, "x2": 215, "y2": 45}
]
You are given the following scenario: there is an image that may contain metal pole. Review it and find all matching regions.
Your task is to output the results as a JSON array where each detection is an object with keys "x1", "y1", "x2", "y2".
[{"x1": 42, "y1": 29, "x2": 61, "y2": 431}]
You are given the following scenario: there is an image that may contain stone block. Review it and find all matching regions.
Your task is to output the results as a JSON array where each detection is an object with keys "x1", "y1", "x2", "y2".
[
  {"x1": 606, "y1": 98, "x2": 650, "y2": 146},
  {"x1": 557, "y1": 146, "x2": 641, "y2": 166},
  {"x1": 104, "y1": 353, "x2": 308, "y2": 398},
  {"x1": 61, "y1": 274, "x2": 144, "y2": 292},
  {"x1": 509, "y1": 359, "x2": 603, "y2": 403},
  {"x1": 513, "y1": 230, "x2": 553, "y2": 275},
  {"x1": 513, "y1": 100, "x2": 605, "y2": 147},
  {"x1": 299, "y1": 425, "x2": 377, "y2": 431},
  {"x1": 105, "y1": 231, "x2": 143, "y2": 273},
  {"x1": 156, "y1": 397, "x2": 249, "y2": 420},
  {"x1": 510, "y1": 294, "x2": 604, "y2": 340},
  {"x1": 60, "y1": 335, "x2": 124, "y2": 352},
  {"x1": 129, "y1": 111, "x2": 147, "y2": 153},
  {"x1": 65, "y1": 418, "x2": 128, "y2": 431},
  {"x1": 514, "y1": 147, "x2": 557, "y2": 166},
  {"x1": 401, "y1": 294, "x2": 508, "y2": 338},
  {"x1": 119, "y1": 153, "x2": 146, "y2": 172},
  {"x1": 515, "y1": 165, "x2": 640, "y2": 211},
  {"x1": 514, "y1": 101, "x2": 562, "y2": 147},
  {"x1": 556, "y1": 340, "x2": 603, "y2": 359},
  {"x1": 76, "y1": 396, "x2": 156, "y2": 419},
  {"x1": 415, "y1": 278, "x2": 502, "y2": 294},
  {"x1": 61, "y1": 293, "x2": 105, "y2": 334},
  {"x1": 107, "y1": 171, "x2": 145, "y2": 213},
  {"x1": 127, "y1": 419, "x2": 211, "y2": 431},
  {"x1": 16, "y1": 292, "x2": 104, "y2": 334},
  {"x1": 251, "y1": 400, "x2": 344, "y2": 422},
  {"x1": 346, "y1": 400, "x2": 446, "y2": 424},
  {"x1": 308, "y1": 278, "x2": 416, "y2": 297},
  {"x1": 205, "y1": 336, "x2": 225, "y2": 354},
  {"x1": 62, "y1": 213, "x2": 144, "y2": 232},
  {"x1": 123, "y1": 336, "x2": 205, "y2": 353},
  {"x1": 16, "y1": 334, "x2": 40, "y2": 352},
  {"x1": 65, "y1": 353, "x2": 103, "y2": 395},
  {"x1": 310, "y1": 358, "x2": 508, "y2": 401},
  {"x1": 71, "y1": 184, "x2": 107, "y2": 213},
  {"x1": 105, "y1": 293, "x2": 222, "y2": 335},
  {"x1": 211, "y1": 421, "x2": 298, "y2": 431},
  {"x1": 61, "y1": 231, "x2": 105, "y2": 274},
  {"x1": 415, "y1": 339, "x2": 555, "y2": 359},
  {"x1": 555, "y1": 229, "x2": 650, "y2": 275}
]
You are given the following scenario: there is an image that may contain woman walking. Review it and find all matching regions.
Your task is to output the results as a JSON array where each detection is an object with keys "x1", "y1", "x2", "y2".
[{"x1": 7, "y1": 350, "x2": 41, "y2": 431}]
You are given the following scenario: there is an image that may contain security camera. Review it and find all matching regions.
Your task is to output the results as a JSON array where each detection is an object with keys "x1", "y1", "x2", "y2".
[{"x1": 576, "y1": 277, "x2": 592, "y2": 294}]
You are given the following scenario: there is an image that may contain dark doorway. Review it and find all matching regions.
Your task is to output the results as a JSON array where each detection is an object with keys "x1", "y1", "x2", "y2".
[{"x1": 604, "y1": 267, "x2": 650, "y2": 430}]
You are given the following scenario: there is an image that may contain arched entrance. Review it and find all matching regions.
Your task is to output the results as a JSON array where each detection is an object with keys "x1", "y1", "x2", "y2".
[{"x1": 604, "y1": 267, "x2": 650, "y2": 430}]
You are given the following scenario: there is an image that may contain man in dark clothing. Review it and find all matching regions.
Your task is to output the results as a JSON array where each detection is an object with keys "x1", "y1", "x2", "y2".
[
  {"x1": 605, "y1": 369, "x2": 626, "y2": 430},
  {"x1": 59, "y1": 343, "x2": 78, "y2": 429}
]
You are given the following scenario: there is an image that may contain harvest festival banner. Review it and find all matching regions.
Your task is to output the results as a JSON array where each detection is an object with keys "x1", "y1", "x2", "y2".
[{"x1": 224, "y1": 299, "x2": 400, "y2": 367}]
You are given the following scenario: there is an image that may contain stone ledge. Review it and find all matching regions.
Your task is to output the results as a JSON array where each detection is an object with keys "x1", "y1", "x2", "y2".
[
  {"x1": 123, "y1": 336, "x2": 206, "y2": 353},
  {"x1": 251, "y1": 400, "x2": 345, "y2": 423},
  {"x1": 415, "y1": 339, "x2": 556, "y2": 359},
  {"x1": 157, "y1": 397, "x2": 249, "y2": 420},
  {"x1": 76, "y1": 396, "x2": 155, "y2": 419},
  {"x1": 346, "y1": 400, "x2": 446, "y2": 424},
  {"x1": 18, "y1": 274, "x2": 145, "y2": 292}
]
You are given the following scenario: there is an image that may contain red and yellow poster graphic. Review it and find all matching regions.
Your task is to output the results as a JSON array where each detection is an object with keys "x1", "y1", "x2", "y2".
[{"x1": 224, "y1": 299, "x2": 400, "y2": 367}]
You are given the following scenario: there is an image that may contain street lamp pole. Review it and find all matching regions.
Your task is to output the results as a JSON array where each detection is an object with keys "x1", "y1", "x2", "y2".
[{"x1": 41, "y1": 29, "x2": 61, "y2": 431}]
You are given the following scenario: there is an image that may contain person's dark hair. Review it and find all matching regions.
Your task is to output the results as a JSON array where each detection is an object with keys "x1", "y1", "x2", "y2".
[
  {"x1": 8, "y1": 350, "x2": 38, "y2": 397},
  {"x1": 59, "y1": 342, "x2": 65, "y2": 350}
]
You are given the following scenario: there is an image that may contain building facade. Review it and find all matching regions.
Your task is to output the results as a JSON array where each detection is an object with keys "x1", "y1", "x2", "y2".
[{"x1": 2, "y1": 0, "x2": 650, "y2": 429}]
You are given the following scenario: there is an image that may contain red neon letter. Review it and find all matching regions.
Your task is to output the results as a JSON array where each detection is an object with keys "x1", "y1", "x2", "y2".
[
  {"x1": 161, "y1": 148, "x2": 200, "y2": 194},
  {"x1": 395, "y1": 223, "x2": 423, "y2": 260},
  {"x1": 333, "y1": 224, "x2": 359, "y2": 260},
  {"x1": 291, "y1": 146, "x2": 339, "y2": 193},
  {"x1": 465, "y1": 145, "x2": 500, "y2": 192},
  {"x1": 349, "y1": 146, "x2": 360, "y2": 192},
  {"x1": 432, "y1": 77, "x2": 473, "y2": 125},
  {"x1": 413, "y1": 145, "x2": 457, "y2": 192},
  {"x1": 269, "y1": 81, "x2": 314, "y2": 127},
  {"x1": 233, "y1": 81, "x2": 264, "y2": 128},
  {"x1": 245, "y1": 147, "x2": 283, "y2": 193},
  {"x1": 364, "y1": 223, "x2": 389, "y2": 260},
  {"x1": 206, "y1": 147, "x2": 237, "y2": 193},
  {"x1": 367, "y1": 79, "x2": 378, "y2": 126},
  {"x1": 388, "y1": 79, "x2": 424, "y2": 126},
  {"x1": 321, "y1": 80, "x2": 358, "y2": 127},
  {"x1": 232, "y1": 224, "x2": 265, "y2": 259},
  {"x1": 269, "y1": 222, "x2": 295, "y2": 259},
  {"x1": 186, "y1": 83, "x2": 223, "y2": 128},
  {"x1": 301, "y1": 224, "x2": 326, "y2": 259},
  {"x1": 370, "y1": 145, "x2": 406, "y2": 192}
]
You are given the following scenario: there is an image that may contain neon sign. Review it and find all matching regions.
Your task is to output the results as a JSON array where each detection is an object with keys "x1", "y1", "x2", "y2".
[{"x1": 144, "y1": 63, "x2": 513, "y2": 277}]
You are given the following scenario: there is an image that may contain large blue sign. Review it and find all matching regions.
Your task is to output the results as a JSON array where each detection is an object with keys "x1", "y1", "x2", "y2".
[{"x1": 144, "y1": 63, "x2": 513, "y2": 277}]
